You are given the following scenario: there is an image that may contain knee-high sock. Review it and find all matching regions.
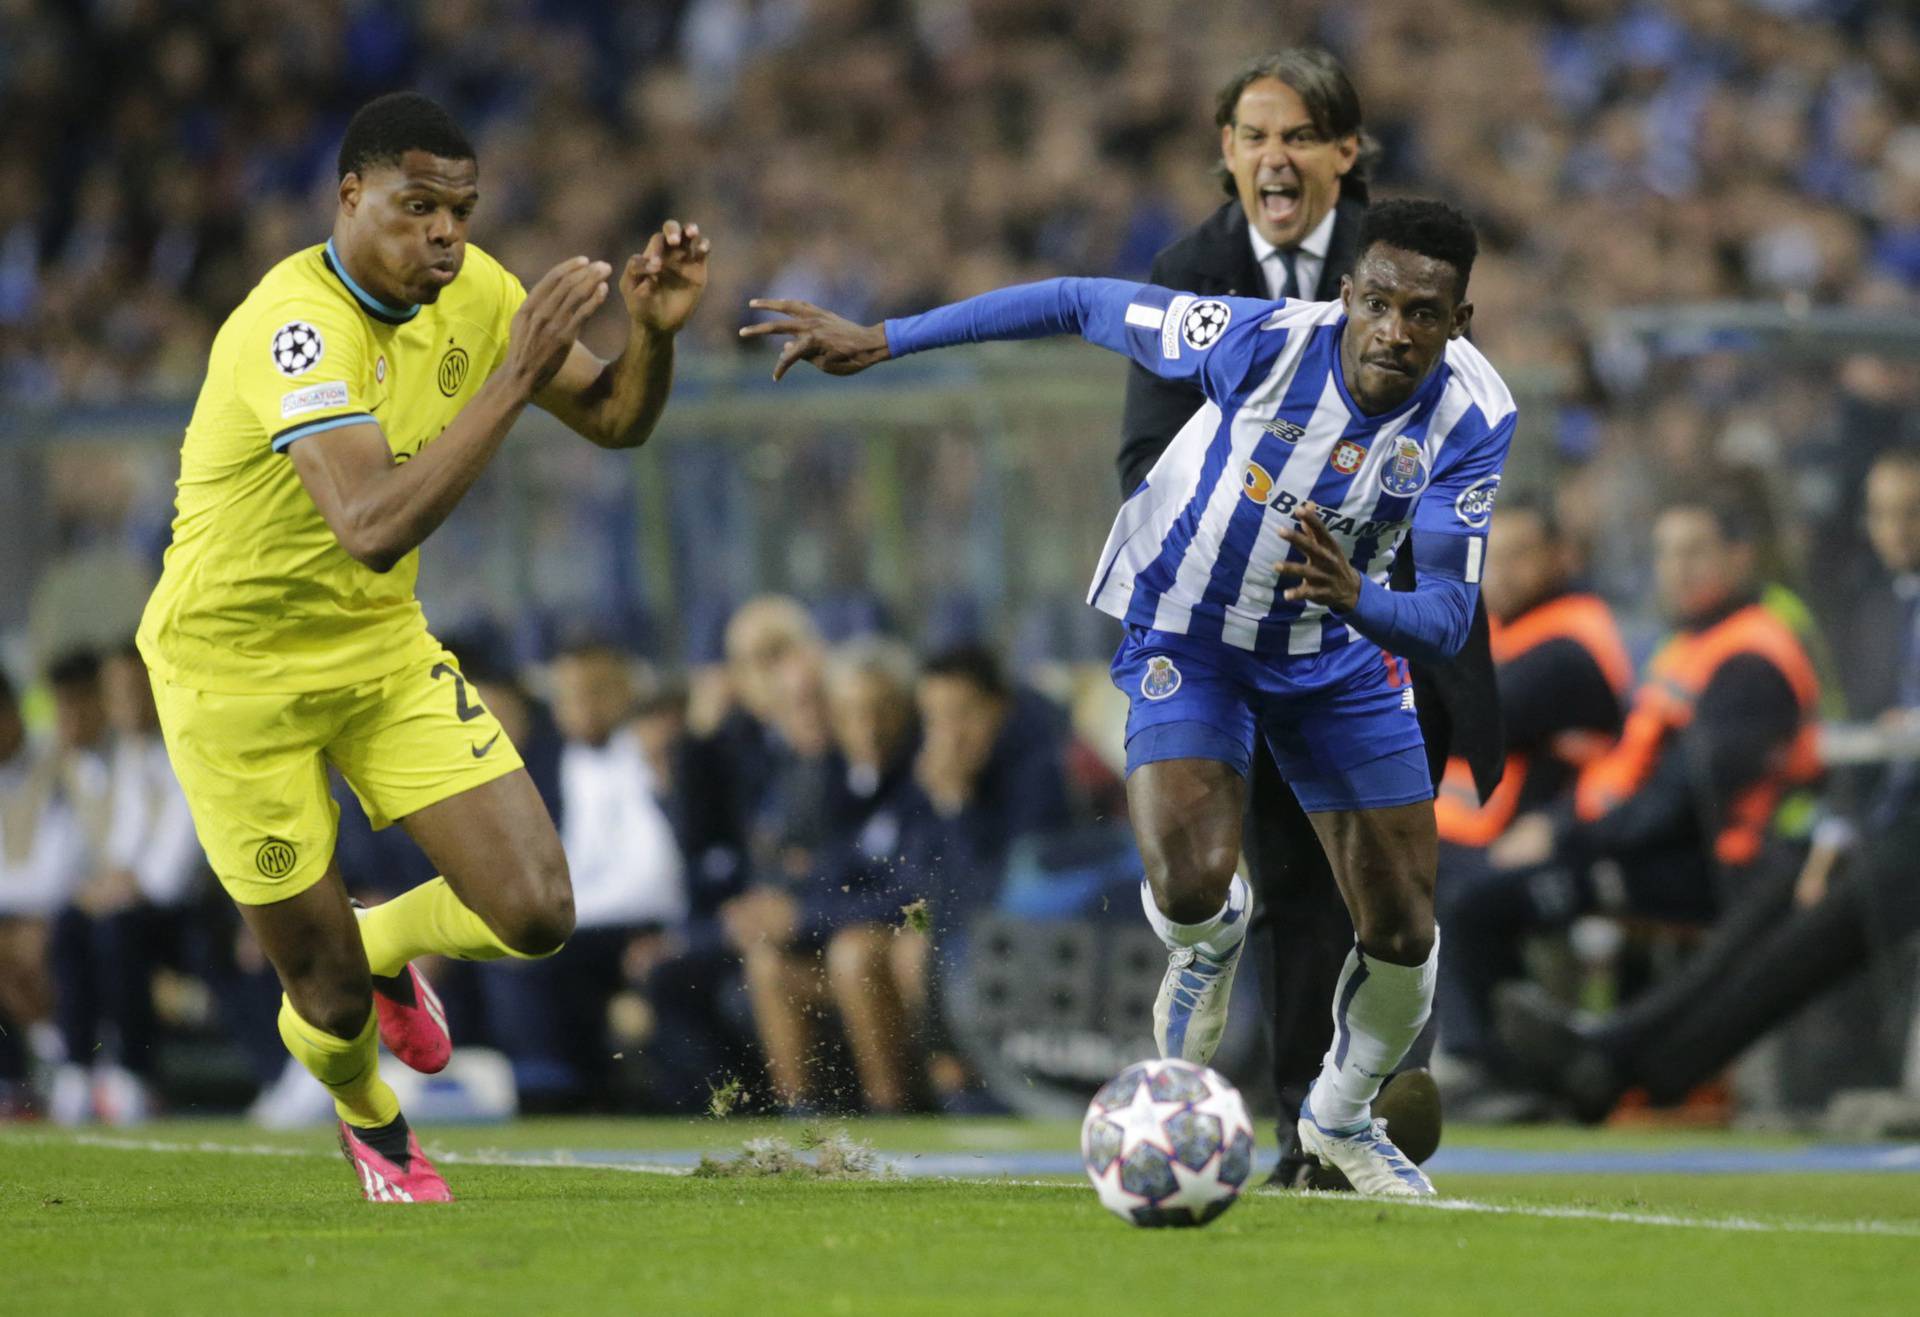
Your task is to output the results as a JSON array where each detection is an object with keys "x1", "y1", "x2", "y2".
[
  {"x1": 357, "y1": 876, "x2": 552, "y2": 978},
  {"x1": 1308, "y1": 930, "x2": 1439, "y2": 1131},
  {"x1": 1141, "y1": 874, "x2": 1252, "y2": 961},
  {"x1": 277, "y1": 997, "x2": 399, "y2": 1128}
]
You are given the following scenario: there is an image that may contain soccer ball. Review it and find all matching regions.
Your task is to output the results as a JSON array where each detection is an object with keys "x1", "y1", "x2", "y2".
[{"x1": 1080, "y1": 1058, "x2": 1256, "y2": 1227}]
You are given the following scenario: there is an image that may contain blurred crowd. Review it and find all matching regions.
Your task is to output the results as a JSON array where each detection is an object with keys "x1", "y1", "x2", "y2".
[
  {"x1": 2, "y1": 0, "x2": 1918, "y2": 404},
  {"x1": 0, "y1": 595, "x2": 1132, "y2": 1120}
]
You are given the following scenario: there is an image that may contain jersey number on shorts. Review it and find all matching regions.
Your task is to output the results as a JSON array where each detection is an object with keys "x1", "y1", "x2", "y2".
[{"x1": 431, "y1": 662, "x2": 488, "y2": 722}]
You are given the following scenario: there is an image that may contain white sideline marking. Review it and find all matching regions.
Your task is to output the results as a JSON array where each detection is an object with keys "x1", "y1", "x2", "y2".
[
  {"x1": 1269, "y1": 1187, "x2": 1920, "y2": 1239},
  {"x1": 29, "y1": 1133, "x2": 1920, "y2": 1239}
]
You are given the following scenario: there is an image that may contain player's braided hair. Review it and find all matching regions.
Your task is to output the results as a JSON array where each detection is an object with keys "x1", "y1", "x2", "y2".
[
  {"x1": 337, "y1": 92, "x2": 475, "y2": 181},
  {"x1": 1356, "y1": 199, "x2": 1479, "y2": 300}
]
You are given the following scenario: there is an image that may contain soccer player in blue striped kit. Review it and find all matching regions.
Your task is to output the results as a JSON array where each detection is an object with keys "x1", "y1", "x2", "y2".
[{"x1": 742, "y1": 200, "x2": 1513, "y2": 1195}]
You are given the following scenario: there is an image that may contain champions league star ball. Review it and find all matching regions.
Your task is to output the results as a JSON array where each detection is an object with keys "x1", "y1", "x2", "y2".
[{"x1": 1080, "y1": 1058, "x2": 1256, "y2": 1227}]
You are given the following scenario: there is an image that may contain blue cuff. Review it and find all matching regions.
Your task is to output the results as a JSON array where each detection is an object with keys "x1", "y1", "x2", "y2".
[{"x1": 270, "y1": 412, "x2": 376, "y2": 452}]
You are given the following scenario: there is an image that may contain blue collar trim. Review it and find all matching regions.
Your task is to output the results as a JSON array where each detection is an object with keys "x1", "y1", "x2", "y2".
[{"x1": 323, "y1": 238, "x2": 420, "y2": 324}]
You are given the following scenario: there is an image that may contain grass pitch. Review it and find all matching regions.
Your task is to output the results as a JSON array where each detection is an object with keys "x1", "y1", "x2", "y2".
[{"x1": 4, "y1": 1118, "x2": 1915, "y2": 1315}]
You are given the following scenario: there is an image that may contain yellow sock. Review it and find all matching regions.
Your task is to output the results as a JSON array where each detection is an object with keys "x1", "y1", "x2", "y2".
[
  {"x1": 277, "y1": 997, "x2": 400, "y2": 1129},
  {"x1": 356, "y1": 876, "x2": 554, "y2": 978}
]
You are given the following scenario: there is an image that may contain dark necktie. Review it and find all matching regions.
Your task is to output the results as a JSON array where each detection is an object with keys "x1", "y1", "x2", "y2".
[{"x1": 1278, "y1": 248, "x2": 1299, "y2": 300}]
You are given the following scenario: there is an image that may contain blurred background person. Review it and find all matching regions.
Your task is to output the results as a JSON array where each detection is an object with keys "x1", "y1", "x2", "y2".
[
  {"x1": 1443, "y1": 491, "x2": 1823, "y2": 1110},
  {"x1": 44, "y1": 642, "x2": 209, "y2": 1125},
  {"x1": 483, "y1": 638, "x2": 686, "y2": 1110},
  {"x1": 720, "y1": 639, "x2": 930, "y2": 1112},
  {"x1": 1430, "y1": 496, "x2": 1632, "y2": 1104},
  {"x1": 0, "y1": 668, "x2": 89, "y2": 1116},
  {"x1": 1498, "y1": 447, "x2": 1920, "y2": 1118}
]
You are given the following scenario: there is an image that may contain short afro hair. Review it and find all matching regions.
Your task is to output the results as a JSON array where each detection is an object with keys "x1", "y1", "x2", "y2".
[
  {"x1": 1356, "y1": 199, "x2": 1479, "y2": 300},
  {"x1": 338, "y1": 92, "x2": 475, "y2": 181}
]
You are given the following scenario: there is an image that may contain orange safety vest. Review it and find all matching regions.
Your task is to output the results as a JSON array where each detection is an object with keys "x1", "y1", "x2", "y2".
[
  {"x1": 1435, "y1": 593, "x2": 1634, "y2": 847},
  {"x1": 1574, "y1": 603, "x2": 1822, "y2": 868}
]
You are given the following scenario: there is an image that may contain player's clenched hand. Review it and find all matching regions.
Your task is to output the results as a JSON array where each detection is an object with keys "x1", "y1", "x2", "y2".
[
  {"x1": 507, "y1": 256, "x2": 612, "y2": 394},
  {"x1": 622, "y1": 220, "x2": 711, "y2": 335},
  {"x1": 1274, "y1": 501, "x2": 1363, "y2": 612},
  {"x1": 738, "y1": 299, "x2": 891, "y2": 380}
]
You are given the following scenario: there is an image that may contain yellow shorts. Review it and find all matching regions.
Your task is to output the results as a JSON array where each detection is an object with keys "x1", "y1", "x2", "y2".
[{"x1": 151, "y1": 648, "x2": 524, "y2": 905}]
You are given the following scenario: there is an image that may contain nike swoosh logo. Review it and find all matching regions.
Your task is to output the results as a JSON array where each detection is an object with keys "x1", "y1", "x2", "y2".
[{"x1": 470, "y1": 733, "x2": 501, "y2": 758}]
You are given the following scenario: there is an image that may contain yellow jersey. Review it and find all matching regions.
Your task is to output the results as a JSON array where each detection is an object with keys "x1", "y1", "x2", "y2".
[{"x1": 139, "y1": 239, "x2": 526, "y2": 693}]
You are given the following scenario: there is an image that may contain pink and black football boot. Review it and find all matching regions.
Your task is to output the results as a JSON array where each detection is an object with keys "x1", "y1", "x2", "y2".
[
  {"x1": 352, "y1": 901, "x2": 452, "y2": 1074},
  {"x1": 338, "y1": 1118, "x2": 454, "y2": 1203},
  {"x1": 371, "y1": 962, "x2": 452, "y2": 1074}
]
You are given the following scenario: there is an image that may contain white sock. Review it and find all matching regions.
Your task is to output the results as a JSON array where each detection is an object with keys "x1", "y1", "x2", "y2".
[
  {"x1": 1139, "y1": 874, "x2": 1251, "y2": 961},
  {"x1": 1307, "y1": 929, "x2": 1439, "y2": 1132}
]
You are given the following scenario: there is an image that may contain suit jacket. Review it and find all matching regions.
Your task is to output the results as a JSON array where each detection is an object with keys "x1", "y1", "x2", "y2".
[{"x1": 1115, "y1": 198, "x2": 1506, "y2": 800}]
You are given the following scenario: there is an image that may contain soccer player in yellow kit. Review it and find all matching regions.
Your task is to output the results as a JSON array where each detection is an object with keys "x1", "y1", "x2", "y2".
[{"x1": 136, "y1": 93, "x2": 710, "y2": 1201}]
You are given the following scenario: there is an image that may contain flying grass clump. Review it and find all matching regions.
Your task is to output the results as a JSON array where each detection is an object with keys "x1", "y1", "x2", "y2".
[
  {"x1": 898, "y1": 899, "x2": 931, "y2": 935},
  {"x1": 692, "y1": 1125, "x2": 888, "y2": 1180},
  {"x1": 706, "y1": 1076, "x2": 745, "y2": 1119}
]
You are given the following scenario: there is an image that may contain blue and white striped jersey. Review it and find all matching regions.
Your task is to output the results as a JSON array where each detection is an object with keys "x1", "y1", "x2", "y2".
[{"x1": 1081, "y1": 285, "x2": 1516, "y2": 658}]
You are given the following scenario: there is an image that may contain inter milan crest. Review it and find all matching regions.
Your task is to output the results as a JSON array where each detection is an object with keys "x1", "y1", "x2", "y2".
[
  {"x1": 270, "y1": 322, "x2": 324, "y2": 376},
  {"x1": 1331, "y1": 439, "x2": 1366, "y2": 475},
  {"x1": 1379, "y1": 435, "x2": 1429, "y2": 496},
  {"x1": 1181, "y1": 300, "x2": 1231, "y2": 351},
  {"x1": 1140, "y1": 655, "x2": 1182, "y2": 701},
  {"x1": 437, "y1": 344, "x2": 470, "y2": 396}
]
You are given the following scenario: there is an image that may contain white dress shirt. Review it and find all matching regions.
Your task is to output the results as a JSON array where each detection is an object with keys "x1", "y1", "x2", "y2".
[
  {"x1": 1249, "y1": 205, "x2": 1338, "y2": 301},
  {"x1": 0, "y1": 738, "x2": 88, "y2": 916},
  {"x1": 558, "y1": 729, "x2": 688, "y2": 929},
  {"x1": 104, "y1": 734, "x2": 205, "y2": 907}
]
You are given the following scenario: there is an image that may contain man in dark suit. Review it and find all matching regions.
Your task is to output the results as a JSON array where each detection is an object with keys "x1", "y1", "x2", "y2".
[{"x1": 1117, "y1": 48, "x2": 1505, "y2": 1185}]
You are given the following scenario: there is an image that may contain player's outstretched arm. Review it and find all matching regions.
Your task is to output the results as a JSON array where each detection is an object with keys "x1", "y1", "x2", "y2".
[
  {"x1": 290, "y1": 256, "x2": 611, "y2": 572},
  {"x1": 535, "y1": 220, "x2": 711, "y2": 449},
  {"x1": 741, "y1": 279, "x2": 1268, "y2": 401}
]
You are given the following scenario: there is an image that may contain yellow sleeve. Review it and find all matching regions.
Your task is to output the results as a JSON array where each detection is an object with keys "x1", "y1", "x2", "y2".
[
  {"x1": 491, "y1": 257, "x2": 526, "y2": 377},
  {"x1": 232, "y1": 293, "x2": 378, "y2": 454}
]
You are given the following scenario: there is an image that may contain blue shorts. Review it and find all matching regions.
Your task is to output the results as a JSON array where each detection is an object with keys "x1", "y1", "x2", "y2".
[{"x1": 1110, "y1": 626, "x2": 1432, "y2": 814}]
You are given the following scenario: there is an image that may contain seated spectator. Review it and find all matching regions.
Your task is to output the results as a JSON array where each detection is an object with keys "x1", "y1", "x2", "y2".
[
  {"x1": 907, "y1": 643, "x2": 1073, "y2": 933},
  {"x1": 1497, "y1": 448, "x2": 1920, "y2": 1118},
  {"x1": 1432, "y1": 497, "x2": 1632, "y2": 1080},
  {"x1": 38, "y1": 650, "x2": 121, "y2": 1124},
  {"x1": 722, "y1": 639, "x2": 930, "y2": 1112},
  {"x1": 904, "y1": 644, "x2": 1075, "y2": 1107},
  {"x1": 0, "y1": 667, "x2": 88, "y2": 1116},
  {"x1": 1444, "y1": 492, "x2": 1823, "y2": 1104},
  {"x1": 675, "y1": 595, "x2": 823, "y2": 909},
  {"x1": 481, "y1": 639, "x2": 686, "y2": 1110},
  {"x1": 45, "y1": 643, "x2": 210, "y2": 1125}
]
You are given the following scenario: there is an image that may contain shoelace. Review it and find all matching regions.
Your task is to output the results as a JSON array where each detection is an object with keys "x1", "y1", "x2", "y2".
[
  {"x1": 1356, "y1": 1119, "x2": 1418, "y2": 1175},
  {"x1": 1166, "y1": 949, "x2": 1229, "y2": 1012}
]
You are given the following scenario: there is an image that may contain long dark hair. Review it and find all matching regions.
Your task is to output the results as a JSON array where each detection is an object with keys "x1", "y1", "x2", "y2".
[{"x1": 1214, "y1": 48, "x2": 1375, "y2": 204}]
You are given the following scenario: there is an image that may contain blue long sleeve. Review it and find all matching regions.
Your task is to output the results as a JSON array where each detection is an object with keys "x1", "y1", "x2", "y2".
[
  {"x1": 884, "y1": 277, "x2": 1133, "y2": 357},
  {"x1": 1340, "y1": 536, "x2": 1480, "y2": 665},
  {"x1": 883, "y1": 278, "x2": 1282, "y2": 402}
]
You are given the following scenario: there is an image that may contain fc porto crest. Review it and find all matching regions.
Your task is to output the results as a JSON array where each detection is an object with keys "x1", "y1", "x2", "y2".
[
  {"x1": 1140, "y1": 655, "x2": 1182, "y2": 701},
  {"x1": 1378, "y1": 435, "x2": 1429, "y2": 496},
  {"x1": 1331, "y1": 439, "x2": 1366, "y2": 475}
]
